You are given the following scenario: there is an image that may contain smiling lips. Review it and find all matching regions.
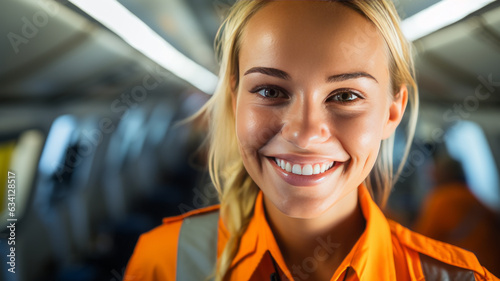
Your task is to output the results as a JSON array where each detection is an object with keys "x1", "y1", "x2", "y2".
[{"x1": 274, "y1": 157, "x2": 335, "y2": 176}]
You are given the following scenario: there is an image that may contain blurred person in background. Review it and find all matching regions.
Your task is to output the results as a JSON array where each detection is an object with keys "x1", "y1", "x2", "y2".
[{"x1": 414, "y1": 147, "x2": 500, "y2": 277}]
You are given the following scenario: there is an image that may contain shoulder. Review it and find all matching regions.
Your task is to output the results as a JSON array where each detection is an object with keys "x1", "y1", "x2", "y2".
[
  {"x1": 123, "y1": 205, "x2": 220, "y2": 281},
  {"x1": 388, "y1": 220, "x2": 499, "y2": 281}
]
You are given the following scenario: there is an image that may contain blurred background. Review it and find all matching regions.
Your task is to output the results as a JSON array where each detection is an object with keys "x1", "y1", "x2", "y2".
[{"x1": 0, "y1": 0, "x2": 499, "y2": 280}]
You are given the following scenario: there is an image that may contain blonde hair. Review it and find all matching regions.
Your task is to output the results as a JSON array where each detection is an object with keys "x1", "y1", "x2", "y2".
[{"x1": 193, "y1": 1, "x2": 419, "y2": 280}]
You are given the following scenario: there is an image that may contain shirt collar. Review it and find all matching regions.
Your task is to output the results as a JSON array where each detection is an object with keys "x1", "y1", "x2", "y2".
[
  {"x1": 348, "y1": 184, "x2": 396, "y2": 280},
  {"x1": 221, "y1": 184, "x2": 396, "y2": 281}
]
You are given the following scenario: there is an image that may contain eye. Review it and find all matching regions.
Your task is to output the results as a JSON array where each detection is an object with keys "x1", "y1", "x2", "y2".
[
  {"x1": 253, "y1": 86, "x2": 287, "y2": 99},
  {"x1": 329, "y1": 90, "x2": 362, "y2": 103}
]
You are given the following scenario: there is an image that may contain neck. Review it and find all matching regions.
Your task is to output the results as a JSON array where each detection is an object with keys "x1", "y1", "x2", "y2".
[{"x1": 263, "y1": 188, "x2": 365, "y2": 278}]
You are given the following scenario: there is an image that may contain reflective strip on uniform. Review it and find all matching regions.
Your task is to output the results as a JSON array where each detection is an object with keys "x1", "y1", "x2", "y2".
[
  {"x1": 420, "y1": 253, "x2": 476, "y2": 281},
  {"x1": 176, "y1": 211, "x2": 219, "y2": 281}
]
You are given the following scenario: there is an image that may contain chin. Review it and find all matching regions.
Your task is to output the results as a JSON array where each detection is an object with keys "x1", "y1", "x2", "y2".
[{"x1": 267, "y1": 184, "x2": 347, "y2": 219}]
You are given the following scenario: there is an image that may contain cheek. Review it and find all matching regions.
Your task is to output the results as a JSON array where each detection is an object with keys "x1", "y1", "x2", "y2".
[
  {"x1": 335, "y1": 109, "x2": 386, "y2": 160},
  {"x1": 236, "y1": 103, "x2": 281, "y2": 156}
]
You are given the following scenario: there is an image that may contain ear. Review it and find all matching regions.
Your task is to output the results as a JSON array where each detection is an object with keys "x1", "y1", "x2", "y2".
[{"x1": 382, "y1": 85, "x2": 408, "y2": 139}]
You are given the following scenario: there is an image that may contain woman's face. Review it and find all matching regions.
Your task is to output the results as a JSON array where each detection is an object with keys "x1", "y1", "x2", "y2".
[{"x1": 234, "y1": 1, "x2": 406, "y2": 218}]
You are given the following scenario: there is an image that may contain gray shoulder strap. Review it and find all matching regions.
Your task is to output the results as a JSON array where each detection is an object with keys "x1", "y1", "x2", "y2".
[
  {"x1": 176, "y1": 210, "x2": 219, "y2": 281},
  {"x1": 420, "y1": 253, "x2": 476, "y2": 281}
]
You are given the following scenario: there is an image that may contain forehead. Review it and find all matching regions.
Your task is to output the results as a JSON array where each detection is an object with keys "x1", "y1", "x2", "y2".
[{"x1": 239, "y1": 1, "x2": 389, "y2": 82}]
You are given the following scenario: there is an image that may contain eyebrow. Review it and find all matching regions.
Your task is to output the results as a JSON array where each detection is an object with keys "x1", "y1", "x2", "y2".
[
  {"x1": 244, "y1": 67, "x2": 290, "y2": 80},
  {"x1": 327, "y1": 72, "x2": 378, "y2": 84},
  {"x1": 244, "y1": 67, "x2": 378, "y2": 84}
]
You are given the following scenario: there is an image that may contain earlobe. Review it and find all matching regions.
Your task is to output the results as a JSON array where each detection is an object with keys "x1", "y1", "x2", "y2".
[{"x1": 382, "y1": 85, "x2": 408, "y2": 139}]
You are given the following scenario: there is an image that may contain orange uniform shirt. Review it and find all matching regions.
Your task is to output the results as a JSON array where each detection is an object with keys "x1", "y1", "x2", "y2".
[{"x1": 124, "y1": 185, "x2": 499, "y2": 280}]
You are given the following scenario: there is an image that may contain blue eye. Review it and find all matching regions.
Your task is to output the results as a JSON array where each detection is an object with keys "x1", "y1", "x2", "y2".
[{"x1": 254, "y1": 87, "x2": 287, "y2": 99}]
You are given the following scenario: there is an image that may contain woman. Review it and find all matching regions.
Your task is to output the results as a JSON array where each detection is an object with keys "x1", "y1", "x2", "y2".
[{"x1": 124, "y1": 1, "x2": 499, "y2": 280}]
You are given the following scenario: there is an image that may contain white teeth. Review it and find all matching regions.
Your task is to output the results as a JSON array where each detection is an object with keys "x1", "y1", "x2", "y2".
[
  {"x1": 302, "y1": 164, "x2": 313, "y2": 175},
  {"x1": 274, "y1": 158, "x2": 335, "y2": 176},
  {"x1": 313, "y1": 164, "x2": 320, "y2": 175},
  {"x1": 292, "y1": 164, "x2": 302, "y2": 175}
]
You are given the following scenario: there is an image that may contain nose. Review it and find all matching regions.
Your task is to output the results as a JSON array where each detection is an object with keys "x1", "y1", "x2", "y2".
[{"x1": 281, "y1": 98, "x2": 331, "y2": 148}]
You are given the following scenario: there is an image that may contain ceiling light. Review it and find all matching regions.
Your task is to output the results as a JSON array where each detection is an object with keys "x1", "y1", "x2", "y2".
[
  {"x1": 69, "y1": 0, "x2": 218, "y2": 94},
  {"x1": 401, "y1": 0, "x2": 495, "y2": 41}
]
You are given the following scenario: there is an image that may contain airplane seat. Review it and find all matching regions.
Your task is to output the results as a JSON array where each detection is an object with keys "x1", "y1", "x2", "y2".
[
  {"x1": 60, "y1": 116, "x2": 112, "y2": 258},
  {"x1": 151, "y1": 92, "x2": 215, "y2": 216},
  {"x1": 0, "y1": 129, "x2": 45, "y2": 281},
  {"x1": 78, "y1": 117, "x2": 118, "y2": 250},
  {"x1": 125, "y1": 101, "x2": 178, "y2": 198},
  {"x1": 18, "y1": 115, "x2": 83, "y2": 281},
  {"x1": 101, "y1": 107, "x2": 148, "y2": 222}
]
